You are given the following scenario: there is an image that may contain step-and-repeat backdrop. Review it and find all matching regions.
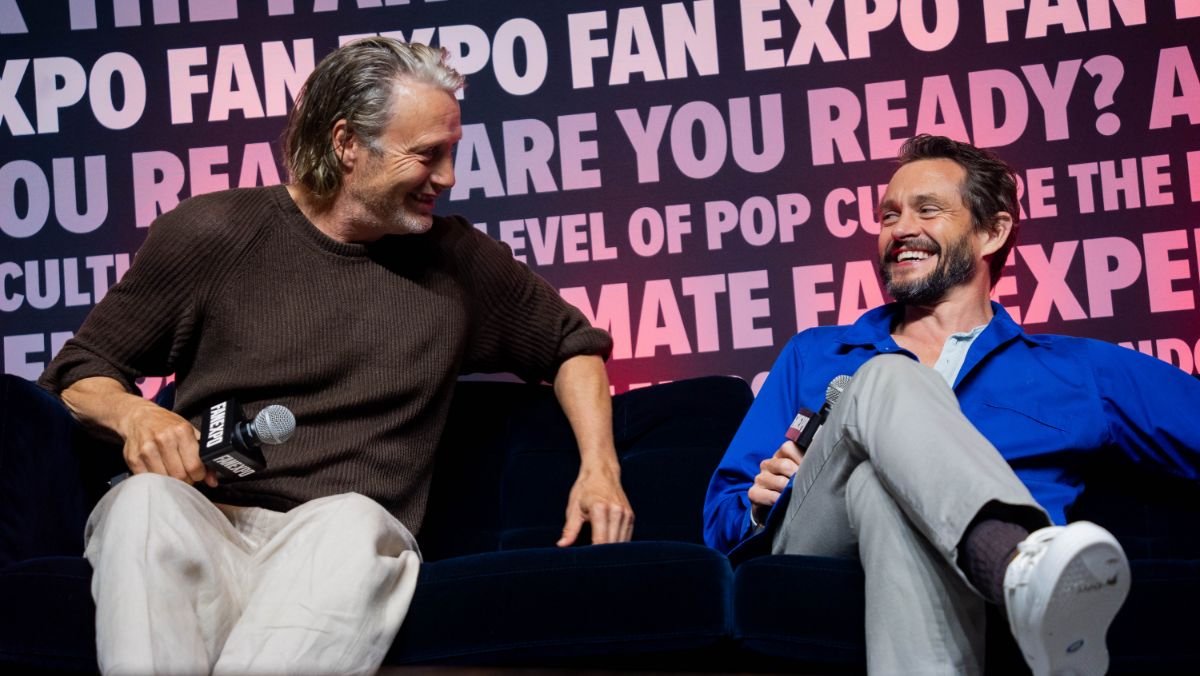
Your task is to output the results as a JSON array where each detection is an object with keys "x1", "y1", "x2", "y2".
[{"x1": 3, "y1": 1, "x2": 1198, "y2": 395}]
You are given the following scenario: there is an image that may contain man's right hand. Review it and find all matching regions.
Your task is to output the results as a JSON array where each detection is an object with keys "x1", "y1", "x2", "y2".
[
  {"x1": 747, "y1": 440, "x2": 803, "y2": 526},
  {"x1": 118, "y1": 400, "x2": 207, "y2": 484},
  {"x1": 62, "y1": 376, "x2": 214, "y2": 487}
]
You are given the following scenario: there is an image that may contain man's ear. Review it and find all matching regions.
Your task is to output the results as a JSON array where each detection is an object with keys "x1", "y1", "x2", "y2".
[
  {"x1": 331, "y1": 120, "x2": 358, "y2": 170},
  {"x1": 980, "y1": 211, "x2": 1013, "y2": 257}
]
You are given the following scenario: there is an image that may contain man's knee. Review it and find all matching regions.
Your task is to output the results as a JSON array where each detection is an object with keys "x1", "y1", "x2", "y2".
[
  {"x1": 85, "y1": 473, "x2": 226, "y2": 558},
  {"x1": 845, "y1": 353, "x2": 949, "y2": 407},
  {"x1": 100, "y1": 473, "x2": 204, "y2": 516}
]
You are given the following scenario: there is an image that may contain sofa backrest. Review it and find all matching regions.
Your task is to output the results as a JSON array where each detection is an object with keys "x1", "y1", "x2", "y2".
[
  {"x1": 417, "y1": 376, "x2": 754, "y2": 561},
  {"x1": 1068, "y1": 457, "x2": 1200, "y2": 559}
]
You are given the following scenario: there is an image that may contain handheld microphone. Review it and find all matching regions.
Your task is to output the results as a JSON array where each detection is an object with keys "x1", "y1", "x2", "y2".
[
  {"x1": 786, "y1": 375, "x2": 852, "y2": 453},
  {"x1": 200, "y1": 400, "x2": 295, "y2": 479},
  {"x1": 108, "y1": 401, "x2": 295, "y2": 487}
]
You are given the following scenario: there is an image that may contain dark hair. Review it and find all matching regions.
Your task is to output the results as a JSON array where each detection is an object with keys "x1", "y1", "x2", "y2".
[
  {"x1": 282, "y1": 38, "x2": 464, "y2": 204},
  {"x1": 897, "y1": 134, "x2": 1020, "y2": 284}
]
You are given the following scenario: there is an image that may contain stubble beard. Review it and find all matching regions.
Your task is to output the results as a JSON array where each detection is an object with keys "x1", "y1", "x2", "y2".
[
  {"x1": 346, "y1": 145, "x2": 435, "y2": 237},
  {"x1": 880, "y1": 233, "x2": 977, "y2": 306},
  {"x1": 389, "y1": 204, "x2": 432, "y2": 235},
  {"x1": 348, "y1": 178, "x2": 432, "y2": 237}
]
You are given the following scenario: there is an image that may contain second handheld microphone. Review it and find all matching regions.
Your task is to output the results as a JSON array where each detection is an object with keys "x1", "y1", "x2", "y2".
[{"x1": 785, "y1": 375, "x2": 852, "y2": 453}]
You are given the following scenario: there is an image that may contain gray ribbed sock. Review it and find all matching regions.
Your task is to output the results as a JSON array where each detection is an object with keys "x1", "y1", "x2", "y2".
[{"x1": 960, "y1": 519, "x2": 1029, "y2": 606}]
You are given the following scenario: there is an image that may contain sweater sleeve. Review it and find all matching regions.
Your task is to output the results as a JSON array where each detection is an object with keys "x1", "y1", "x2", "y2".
[
  {"x1": 38, "y1": 196, "x2": 232, "y2": 395},
  {"x1": 444, "y1": 216, "x2": 612, "y2": 383}
]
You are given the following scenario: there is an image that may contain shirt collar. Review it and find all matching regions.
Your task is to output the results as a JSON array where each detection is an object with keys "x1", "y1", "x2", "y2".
[
  {"x1": 835, "y1": 301, "x2": 1030, "y2": 354},
  {"x1": 835, "y1": 303, "x2": 903, "y2": 349}
]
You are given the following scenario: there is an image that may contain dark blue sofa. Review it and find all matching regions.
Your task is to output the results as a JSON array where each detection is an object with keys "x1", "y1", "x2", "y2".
[
  {"x1": 2, "y1": 372, "x2": 1197, "y2": 673},
  {"x1": 0, "y1": 373, "x2": 751, "y2": 672}
]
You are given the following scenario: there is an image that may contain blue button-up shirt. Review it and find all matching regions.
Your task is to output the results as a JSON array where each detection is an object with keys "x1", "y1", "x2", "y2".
[{"x1": 703, "y1": 302, "x2": 1200, "y2": 555}]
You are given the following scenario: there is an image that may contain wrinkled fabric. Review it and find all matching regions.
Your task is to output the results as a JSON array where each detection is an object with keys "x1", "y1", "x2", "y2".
[{"x1": 86, "y1": 474, "x2": 420, "y2": 675}]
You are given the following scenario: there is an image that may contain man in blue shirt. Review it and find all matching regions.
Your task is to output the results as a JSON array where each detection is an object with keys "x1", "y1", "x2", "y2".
[{"x1": 704, "y1": 135, "x2": 1200, "y2": 676}]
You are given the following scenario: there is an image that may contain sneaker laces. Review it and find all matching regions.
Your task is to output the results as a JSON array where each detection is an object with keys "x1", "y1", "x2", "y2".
[{"x1": 1008, "y1": 527, "x2": 1060, "y2": 586}]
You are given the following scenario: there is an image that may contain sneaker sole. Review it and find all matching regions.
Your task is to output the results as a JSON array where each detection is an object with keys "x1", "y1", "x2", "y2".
[{"x1": 1017, "y1": 522, "x2": 1130, "y2": 676}]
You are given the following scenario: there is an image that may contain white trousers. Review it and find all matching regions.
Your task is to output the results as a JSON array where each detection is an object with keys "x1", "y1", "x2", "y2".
[
  {"x1": 772, "y1": 354, "x2": 1049, "y2": 676},
  {"x1": 84, "y1": 473, "x2": 421, "y2": 675}
]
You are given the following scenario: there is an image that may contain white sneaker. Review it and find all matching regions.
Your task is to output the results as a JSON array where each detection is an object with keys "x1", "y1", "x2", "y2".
[{"x1": 1003, "y1": 521, "x2": 1130, "y2": 676}]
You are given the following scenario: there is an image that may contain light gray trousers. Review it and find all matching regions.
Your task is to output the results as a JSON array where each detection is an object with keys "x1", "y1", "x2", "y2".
[
  {"x1": 84, "y1": 473, "x2": 421, "y2": 675},
  {"x1": 772, "y1": 354, "x2": 1048, "y2": 676}
]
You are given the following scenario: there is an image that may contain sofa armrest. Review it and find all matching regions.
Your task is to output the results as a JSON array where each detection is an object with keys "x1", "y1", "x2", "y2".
[{"x1": 0, "y1": 375, "x2": 122, "y2": 566}]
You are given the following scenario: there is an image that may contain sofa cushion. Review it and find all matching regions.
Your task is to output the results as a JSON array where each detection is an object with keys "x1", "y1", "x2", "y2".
[
  {"x1": 387, "y1": 541, "x2": 733, "y2": 665},
  {"x1": 1, "y1": 543, "x2": 736, "y2": 671},
  {"x1": 420, "y1": 376, "x2": 754, "y2": 558},
  {"x1": 734, "y1": 553, "x2": 1200, "y2": 674},
  {"x1": 500, "y1": 376, "x2": 756, "y2": 550},
  {"x1": 731, "y1": 555, "x2": 866, "y2": 669},
  {"x1": 732, "y1": 555, "x2": 1028, "y2": 674}
]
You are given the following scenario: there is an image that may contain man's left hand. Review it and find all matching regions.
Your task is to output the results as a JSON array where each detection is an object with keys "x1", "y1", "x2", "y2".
[{"x1": 558, "y1": 466, "x2": 634, "y2": 546}]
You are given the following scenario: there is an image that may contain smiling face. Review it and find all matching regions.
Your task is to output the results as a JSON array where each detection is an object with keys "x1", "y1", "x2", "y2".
[
  {"x1": 877, "y1": 158, "x2": 987, "y2": 306},
  {"x1": 338, "y1": 79, "x2": 462, "y2": 239}
]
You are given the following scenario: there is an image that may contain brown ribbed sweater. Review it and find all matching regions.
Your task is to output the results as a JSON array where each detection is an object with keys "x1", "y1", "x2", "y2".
[{"x1": 40, "y1": 185, "x2": 612, "y2": 532}]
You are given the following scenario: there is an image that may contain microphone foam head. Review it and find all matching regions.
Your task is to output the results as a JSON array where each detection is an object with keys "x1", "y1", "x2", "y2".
[
  {"x1": 254, "y1": 405, "x2": 296, "y2": 445},
  {"x1": 825, "y1": 375, "x2": 852, "y2": 405}
]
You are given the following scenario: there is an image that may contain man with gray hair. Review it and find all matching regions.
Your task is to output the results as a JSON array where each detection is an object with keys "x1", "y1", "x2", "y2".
[{"x1": 40, "y1": 38, "x2": 634, "y2": 674}]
